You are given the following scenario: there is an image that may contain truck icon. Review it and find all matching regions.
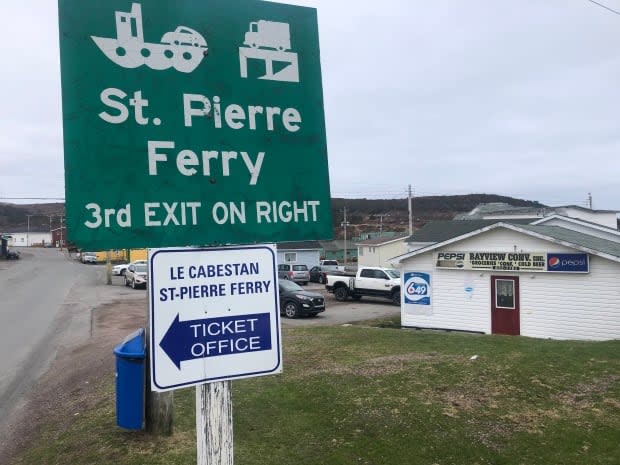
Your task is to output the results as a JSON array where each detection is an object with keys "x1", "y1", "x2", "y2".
[{"x1": 244, "y1": 20, "x2": 291, "y2": 51}]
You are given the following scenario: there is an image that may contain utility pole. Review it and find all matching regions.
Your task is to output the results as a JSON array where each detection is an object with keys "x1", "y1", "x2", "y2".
[
  {"x1": 60, "y1": 216, "x2": 64, "y2": 250},
  {"x1": 588, "y1": 192, "x2": 593, "y2": 209},
  {"x1": 378, "y1": 214, "x2": 390, "y2": 237},
  {"x1": 26, "y1": 214, "x2": 35, "y2": 247},
  {"x1": 408, "y1": 185, "x2": 413, "y2": 236},
  {"x1": 341, "y1": 207, "x2": 350, "y2": 267}
]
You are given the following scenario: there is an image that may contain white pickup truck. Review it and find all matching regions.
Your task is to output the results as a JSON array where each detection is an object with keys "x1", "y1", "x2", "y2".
[
  {"x1": 325, "y1": 267, "x2": 401, "y2": 305},
  {"x1": 319, "y1": 259, "x2": 345, "y2": 273}
]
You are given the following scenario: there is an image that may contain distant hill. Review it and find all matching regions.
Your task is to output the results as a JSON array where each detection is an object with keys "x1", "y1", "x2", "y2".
[
  {"x1": 331, "y1": 194, "x2": 545, "y2": 238},
  {"x1": 0, "y1": 202, "x2": 65, "y2": 232},
  {"x1": 1, "y1": 194, "x2": 544, "y2": 236}
]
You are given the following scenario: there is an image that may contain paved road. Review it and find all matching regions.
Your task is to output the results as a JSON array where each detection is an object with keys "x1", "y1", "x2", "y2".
[{"x1": 0, "y1": 248, "x2": 143, "y2": 437}]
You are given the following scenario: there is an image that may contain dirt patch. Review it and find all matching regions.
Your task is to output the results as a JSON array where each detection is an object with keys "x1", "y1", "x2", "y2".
[
  {"x1": 555, "y1": 375, "x2": 619, "y2": 410},
  {"x1": 1, "y1": 298, "x2": 147, "y2": 465},
  {"x1": 296, "y1": 352, "x2": 462, "y2": 378}
]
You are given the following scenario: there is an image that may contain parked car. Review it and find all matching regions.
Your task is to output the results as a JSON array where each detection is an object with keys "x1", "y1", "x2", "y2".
[
  {"x1": 113, "y1": 260, "x2": 146, "y2": 276},
  {"x1": 278, "y1": 279, "x2": 325, "y2": 318},
  {"x1": 5, "y1": 249, "x2": 20, "y2": 260},
  {"x1": 325, "y1": 266, "x2": 401, "y2": 305},
  {"x1": 112, "y1": 263, "x2": 128, "y2": 276},
  {"x1": 277, "y1": 263, "x2": 310, "y2": 285},
  {"x1": 80, "y1": 252, "x2": 97, "y2": 264},
  {"x1": 124, "y1": 262, "x2": 148, "y2": 289},
  {"x1": 318, "y1": 259, "x2": 345, "y2": 273},
  {"x1": 309, "y1": 266, "x2": 326, "y2": 284}
]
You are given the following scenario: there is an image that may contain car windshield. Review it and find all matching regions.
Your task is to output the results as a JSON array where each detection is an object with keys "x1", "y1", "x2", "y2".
[
  {"x1": 385, "y1": 269, "x2": 400, "y2": 278},
  {"x1": 280, "y1": 280, "x2": 303, "y2": 292},
  {"x1": 292, "y1": 265, "x2": 308, "y2": 271},
  {"x1": 135, "y1": 264, "x2": 147, "y2": 273}
]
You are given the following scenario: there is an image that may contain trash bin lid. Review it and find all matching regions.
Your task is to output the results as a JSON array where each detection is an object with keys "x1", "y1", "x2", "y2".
[{"x1": 113, "y1": 328, "x2": 146, "y2": 359}]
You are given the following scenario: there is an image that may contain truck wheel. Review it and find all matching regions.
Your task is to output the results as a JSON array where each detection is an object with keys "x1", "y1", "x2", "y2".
[
  {"x1": 334, "y1": 287, "x2": 348, "y2": 301},
  {"x1": 319, "y1": 275, "x2": 326, "y2": 284},
  {"x1": 284, "y1": 302, "x2": 299, "y2": 318},
  {"x1": 391, "y1": 290, "x2": 401, "y2": 305}
]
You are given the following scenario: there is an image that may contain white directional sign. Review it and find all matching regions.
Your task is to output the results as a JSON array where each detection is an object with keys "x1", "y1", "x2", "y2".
[{"x1": 149, "y1": 245, "x2": 282, "y2": 391}]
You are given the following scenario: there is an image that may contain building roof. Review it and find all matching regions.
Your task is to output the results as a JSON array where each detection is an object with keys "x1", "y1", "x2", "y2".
[
  {"x1": 319, "y1": 240, "x2": 347, "y2": 251},
  {"x1": 531, "y1": 214, "x2": 620, "y2": 236},
  {"x1": 392, "y1": 223, "x2": 620, "y2": 265},
  {"x1": 276, "y1": 241, "x2": 323, "y2": 251},
  {"x1": 454, "y1": 203, "x2": 618, "y2": 220},
  {"x1": 356, "y1": 234, "x2": 409, "y2": 246},
  {"x1": 453, "y1": 203, "x2": 541, "y2": 219},
  {"x1": 407, "y1": 219, "x2": 533, "y2": 243},
  {"x1": 556, "y1": 205, "x2": 619, "y2": 214},
  {"x1": 1, "y1": 228, "x2": 51, "y2": 234},
  {"x1": 518, "y1": 225, "x2": 620, "y2": 259}
]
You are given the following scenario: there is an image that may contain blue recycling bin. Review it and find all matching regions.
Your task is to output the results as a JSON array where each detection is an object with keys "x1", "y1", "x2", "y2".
[{"x1": 113, "y1": 328, "x2": 146, "y2": 430}]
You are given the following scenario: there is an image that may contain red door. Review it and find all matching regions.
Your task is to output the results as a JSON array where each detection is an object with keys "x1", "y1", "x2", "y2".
[{"x1": 491, "y1": 276, "x2": 520, "y2": 335}]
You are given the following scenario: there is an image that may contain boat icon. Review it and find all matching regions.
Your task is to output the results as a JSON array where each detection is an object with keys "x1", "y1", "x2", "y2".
[{"x1": 91, "y1": 3, "x2": 207, "y2": 73}]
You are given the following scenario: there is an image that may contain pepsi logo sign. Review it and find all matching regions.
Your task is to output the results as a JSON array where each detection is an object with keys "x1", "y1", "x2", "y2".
[{"x1": 547, "y1": 254, "x2": 589, "y2": 272}]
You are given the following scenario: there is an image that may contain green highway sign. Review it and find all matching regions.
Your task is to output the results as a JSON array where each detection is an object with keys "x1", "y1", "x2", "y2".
[{"x1": 58, "y1": 0, "x2": 332, "y2": 250}]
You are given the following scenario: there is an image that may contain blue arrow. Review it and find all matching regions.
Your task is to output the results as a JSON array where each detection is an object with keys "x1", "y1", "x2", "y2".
[{"x1": 159, "y1": 313, "x2": 272, "y2": 369}]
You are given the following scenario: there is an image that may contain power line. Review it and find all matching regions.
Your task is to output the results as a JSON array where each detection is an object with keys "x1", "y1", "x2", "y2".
[{"x1": 585, "y1": 0, "x2": 620, "y2": 16}]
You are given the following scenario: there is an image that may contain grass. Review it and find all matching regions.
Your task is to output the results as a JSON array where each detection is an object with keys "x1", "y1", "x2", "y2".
[{"x1": 12, "y1": 320, "x2": 620, "y2": 465}]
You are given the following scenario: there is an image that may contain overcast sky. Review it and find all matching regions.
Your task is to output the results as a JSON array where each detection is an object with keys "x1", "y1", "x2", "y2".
[{"x1": 1, "y1": 0, "x2": 618, "y2": 210}]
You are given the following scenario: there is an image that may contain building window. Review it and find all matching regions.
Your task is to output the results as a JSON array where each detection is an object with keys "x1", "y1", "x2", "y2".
[
  {"x1": 284, "y1": 252, "x2": 297, "y2": 263},
  {"x1": 495, "y1": 279, "x2": 515, "y2": 309},
  {"x1": 359, "y1": 248, "x2": 364, "y2": 256}
]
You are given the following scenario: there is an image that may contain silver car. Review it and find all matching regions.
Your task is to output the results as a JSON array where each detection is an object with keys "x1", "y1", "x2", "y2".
[
  {"x1": 277, "y1": 264, "x2": 310, "y2": 285},
  {"x1": 124, "y1": 263, "x2": 148, "y2": 289}
]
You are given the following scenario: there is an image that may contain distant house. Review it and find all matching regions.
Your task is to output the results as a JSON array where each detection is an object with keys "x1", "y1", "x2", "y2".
[
  {"x1": 356, "y1": 234, "x2": 409, "y2": 268},
  {"x1": 51, "y1": 226, "x2": 67, "y2": 248},
  {"x1": 4, "y1": 230, "x2": 52, "y2": 247},
  {"x1": 455, "y1": 202, "x2": 618, "y2": 230},
  {"x1": 319, "y1": 240, "x2": 358, "y2": 263},
  {"x1": 276, "y1": 241, "x2": 322, "y2": 269}
]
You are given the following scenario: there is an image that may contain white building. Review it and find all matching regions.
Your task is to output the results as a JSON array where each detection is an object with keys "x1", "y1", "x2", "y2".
[
  {"x1": 276, "y1": 241, "x2": 322, "y2": 269},
  {"x1": 6, "y1": 231, "x2": 53, "y2": 247},
  {"x1": 357, "y1": 234, "x2": 409, "y2": 268},
  {"x1": 392, "y1": 223, "x2": 620, "y2": 341}
]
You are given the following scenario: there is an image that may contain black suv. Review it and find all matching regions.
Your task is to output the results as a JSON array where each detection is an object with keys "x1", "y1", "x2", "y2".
[{"x1": 278, "y1": 279, "x2": 325, "y2": 318}]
